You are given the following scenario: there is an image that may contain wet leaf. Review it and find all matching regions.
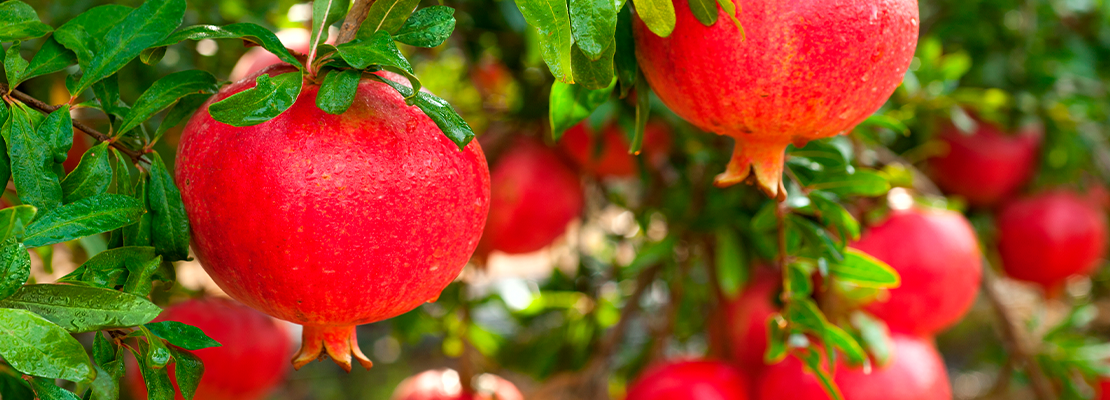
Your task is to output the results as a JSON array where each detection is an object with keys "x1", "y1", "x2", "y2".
[
  {"x1": 7, "y1": 104, "x2": 64, "y2": 216},
  {"x1": 73, "y1": 0, "x2": 187, "y2": 96},
  {"x1": 123, "y1": 255, "x2": 162, "y2": 297},
  {"x1": 0, "y1": 1, "x2": 53, "y2": 42},
  {"x1": 335, "y1": 31, "x2": 413, "y2": 72},
  {"x1": 22, "y1": 194, "x2": 145, "y2": 248},
  {"x1": 831, "y1": 249, "x2": 900, "y2": 288},
  {"x1": 0, "y1": 204, "x2": 36, "y2": 243},
  {"x1": 0, "y1": 308, "x2": 94, "y2": 381},
  {"x1": 0, "y1": 284, "x2": 161, "y2": 332},
  {"x1": 29, "y1": 377, "x2": 82, "y2": 400},
  {"x1": 393, "y1": 6, "x2": 456, "y2": 48},
  {"x1": 147, "y1": 152, "x2": 189, "y2": 261},
  {"x1": 59, "y1": 246, "x2": 157, "y2": 288},
  {"x1": 153, "y1": 93, "x2": 209, "y2": 144},
  {"x1": 130, "y1": 341, "x2": 173, "y2": 400},
  {"x1": 316, "y1": 68, "x2": 361, "y2": 115},
  {"x1": 310, "y1": 0, "x2": 349, "y2": 59},
  {"x1": 515, "y1": 0, "x2": 573, "y2": 82},
  {"x1": 170, "y1": 347, "x2": 203, "y2": 400},
  {"x1": 568, "y1": 0, "x2": 616, "y2": 60},
  {"x1": 53, "y1": 5, "x2": 132, "y2": 68},
  {"x1": 146, "y1": 321, "x2": 222, "y2": 351},
  {"x1": 145, "y1": 23, "x2": 303, "y2": 69},
  {"x1": 5, "y1": 42, "x2": 30, "y2": 89},
  {"x1": 208, "y1": 71, "x2": 303, "y2": 127},
  {"x1": 0, "y1": 238, "x2": 30, "y2": 300},
  {"x1": 359, "y1": 0, "x2": 420, "y2": 36},
  {"x1": 117, "y1": 70, "x2": 219, "y2": 135},
  {"x1": 61, "y1": 142, "x2": 112, "y2": 204},
  {"x1": 570, "y1": 42, "x2": 614, "y2": 90}
]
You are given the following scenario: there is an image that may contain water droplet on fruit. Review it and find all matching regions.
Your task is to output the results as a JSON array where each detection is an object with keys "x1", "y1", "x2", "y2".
[{"x1": 911, "y1": 18, "x2": 918, "y2": 26}]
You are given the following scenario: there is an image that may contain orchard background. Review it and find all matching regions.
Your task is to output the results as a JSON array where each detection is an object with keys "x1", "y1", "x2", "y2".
[{"x1": 1, "y1": 0, "x2": 1110, "y2": 399}]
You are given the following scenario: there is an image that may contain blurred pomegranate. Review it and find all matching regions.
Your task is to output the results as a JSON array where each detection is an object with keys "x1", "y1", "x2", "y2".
[
  {"x1": 997, "y1": 190, "x2": 1108, "y2": 291},
  {"x1": 63, "y1": 131, "x2": 92, "y2": 173},
  {"x1": 928, "y1": 118, "x2": 1041, "y2": 207},
  {"x1": 230, "y1": 28, "x2": 324, "y2": 82},
  {"x1": 625, "y1": 360, "x2": 749, "y2": 400},
  {"x1": 724, "y1": 269, "x2": 779, "y2": 375},
  {"x1": 391, "y1": 369, "x2": 523, "y2": 400},
  {"x1": 559, "y1": 120, "x2": 671, "y2": 178}
]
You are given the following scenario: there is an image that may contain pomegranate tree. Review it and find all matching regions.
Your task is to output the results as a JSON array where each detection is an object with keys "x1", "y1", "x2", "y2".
[
  {"x1": 391, "y1": 369, "x2": 524, "y2": 400},
  {"x1": 633, "y1": 0, "x2": 919, "y2": 198},
  {"x1": 928, "y1": 118, "x2": 1041, "y2": 207},
  {"x1": 559, "y1": 120, "x2": 671, "y2": 178},
  {"x1": 724, "y1": 270, "x2": 779, "y2": 374},
  {"x1": 997, "y1": 190, "x2": 1108, "y2": 291},
  {"x1": 851, "y1": 207, "x2": 982, "y2": 336},
  {"x1": 625, "y1": 360, "x2": 749, "y2": 400},
  {"x1": 176, "y1": 65, "x2": 491, "y2": 371}
]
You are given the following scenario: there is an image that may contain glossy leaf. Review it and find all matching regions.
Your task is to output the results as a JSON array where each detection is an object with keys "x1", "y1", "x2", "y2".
[
  {"x1": 0, "y1": 205, "x2": 36, "y2": 242},
  {"x1": 53, "y1": 5, "x2": 132, "y2": 68},
  {"x1": 317, "y1": 68, "x2": 362, "y2": 115},
  {"x1": 715, "y1": 227, "x2": 747, "y2": 299},
  {"x1": 335, "y1": 31, "x2": 413, "y2": 72},
  {"x1": 123, "y1": 255, "x2": 161, "y2": 296},
  {"x1": 22, "y1": 194, "x2": 145, "y2": 248},
  {"x1": 130, "y1": 342, "x2": 174, "y2": 400},
  {"x1": 171, "y1": 347, "x2": 204, "y2": 400},
  {"x1": 568, "y1": 0, "x2": 616, "y2": 60},
  {"x1": 61, "y1": 142, "x2": 112, "y2": 203},
  {"x1": 59, "y1": 246, "x2": 157, "y2": 288},
  {"x1": 138, "y1": 325, "x2": 172, "y2": 369},
  {"x1": 764, "y1": 316, "x2": 787, "y2": 363},
  {"x1": 0, "y1": 308, "x2": 94, "y2": 381},
  {"x1": 515, "y1": 0, "x2": 573, "y2": 82},
  {"x1": 153, "y1": 93, "x2": 209, "y2": 144},
  {"x1": 7, "y1": 104, "x2": 64, "y2": 216},
  {"x1": 631, "y1": 0, "x2": 675, "y2": 37},
  {"x1": 372, "y1": 75, "x2": 475, "y2": 150},
  {"x1": 209, "y1": 71, "x2": 303, "y2": 127},
  {"x1": 0, "y1": 238, "x2": 29, "y2": 300},
  {"x1": 147, "y1": 151, "x2": 189, "y2": 261},
  {"x1": 716, "y1": 0, "x2": 744, "y2": 35},
  {"x1": 0, "y1": 1, "x2": 52, "y2": 42},
  {"x1": 393, "y1": 6, "x2": 456, "y2": 48},
  {"x1": 117, "y1": 70, "x2": 219, "y2": 135},
  {"x1": 359, "y1": 0, "x2": 420, "y2": 36},
  {"x1": 0, "y1": 284, "x2": 161, "y2": 332},
  {"x1": 688, "y1": 0, "x2": 718, "y2": 25},
  {"x1": 28, "y1": 377, "x2": 82, "y2": 400},
  {"x1": 549, "y1": 80, "x2": 613, "y2": 139},
  {"x1": 124, "y1": 174, "x2": 152, "y2": 247},
  {"x1": 146, "y1": 321, "x2": 222, "y2": 351},
  {"x1": 92, "y1": 73, "x2": 129, "y2": 120},
  {"x1": 19, "y1": 36, "x2": 78, "y2": 83},
  {"x1": 5, "y1": 42, "x2": 30, "y2": 89},
  {"x1": 613, "y1": 5, "x2": 637, "y2": 97},
  {"x1": 807, "y1": 169, "x2": 891, "y2": 197},
  {"x1": 831, "y1": 248, "x2": 900, "y2": 288},
  {"x1": 570, "y1": 42, "x2": 614, "y2": 90},
  {"x1": 73, "y1": 0, "x2": 186, "y2": 96},
  {"x1": 146, "y1": 23, "x2": 302, "y2": 69},
  {"x1": 310, "y1": 0, "x2": 349, "y2": 60}
]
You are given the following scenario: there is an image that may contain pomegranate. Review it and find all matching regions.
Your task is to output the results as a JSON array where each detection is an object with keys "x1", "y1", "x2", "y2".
[
  {"x1": 125, "y1": 298, "x2": 291, "y2": 400},
  {"x1": 724, "y1": 269, "x2": 779, "y2": 374},
  {"x1": 851, "y1": 207, "x2": 981, "y2": 336},
  {"x1": 928, "y1": 118, "x2": 1041, "y2": 207},
  {"x1": 997, "y1": 190, "x2": 1108, "y2": 291},
  {"x1": 229, "y1": 28, "x2": 318, "y2": 82},
  {"x1": 756, "y1": 334, "x2": 951, "y2": 400},
  {"x1": 559, "y1": 120, "x2": 671, "y2": 178},
  {"x1": 391, "y1": 369, "x2": 524, "y2": 400},
  {"x1": 63, "y1": 131, "x2": 92, "y2": 173},
  {"x1": 633, "y1": 0, "x2": 919, "y2": 198},
  {"x1": 477, "y1": 139, "x2": 582, "y2": 255},
  {"x1": 176, "y1": 65, "x2": 490, "y2": 371},
  {"x1": 625, "y1": 360, "x2": 749, "y2": 400},
  {"x1": 1099, "y1": 379, "x2": 1110, "y2": 400}
]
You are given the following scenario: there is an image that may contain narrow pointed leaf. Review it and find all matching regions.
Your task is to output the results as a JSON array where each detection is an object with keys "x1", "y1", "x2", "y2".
[
  {"x1": 147, "y1": 151, "x2": 189, "y2": 261},
  {"x1": 310, "y1": 0, "x2": 350, "y2": 59},
  {"x1": 143, "y1": 23, "x2": 302, "y2": 69},
  {"x1": 28, "y1": 377, "x2": 82, "y2": 400},
  {"x1": 832, "y1": 248, "x2": 901, "y2": 288},
  {"x1": 53, "y1": 5, "x2": 132, "y2": 68},
  {"x1": 7, "y1": 104, "x2": 64, "y2": 216},
  {"x1": 614, "y1": 5, "x2": 637, "y2": 97},
  {"x1": 170, "y1": 347, "x2": 204, "y2": 400},
  {"x1": 117, "y1": 70, "x2": 219, "y2": 135},
  {"x1": 153, "y1": 93, "x2": 209, "y2": 143},
  {"x1": 515, "y1": 0, "x2": 573, "y2": 82},
  {"x1": 124, "y1": 174, "x2": 152, "y2": 247},
  {"x1": 123, "y1": 255, "x2": 161, "y2": 297},
  {"x1": 19, "y1": 36, "x2": 78, "y2": 83},
  {"x1": 59, "y1": 246, "x2": 157, "y2": 288},
  {"x1": 0, "y1": 284, "x2": 162, "y2": 332},
  {"x1": 146, "y1": 321, "x2": 222, "y2": 350},
  {"x1": 74, "y1": 0, "x2": 187, "y2": 96},
  {"x1": 5, "y1": 42, "x2": 30, "y2": 89},
  {"x1": 130, "y1": 342, "x2": 174, "y2": 400},
  {"x1": 22, "y1": 194, "x2": 145, "y2": 248}
]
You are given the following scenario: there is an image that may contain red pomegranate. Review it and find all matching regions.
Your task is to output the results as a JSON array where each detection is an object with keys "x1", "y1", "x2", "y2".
[
  {"x1": 625, "y1": 360, "x2": 749, "y2": 400},
  {"x1": 559, "y1": 120, "x2": 671, "y2": 178},
  {"x1": 997, "y1": 190, "x2": 1108, "y2": 291},
  {"x1": 757, "y1": 334, "x2": 950, "y2": 400},
  {"x1": 229, "y1": 28, "x2": 319, "y2": 82},
  {"x1": 1099, "y1": 379, "x2": 1110, "y2": 400},
  {"x1": 126, "y1": 298, "x2": 291, "y2": 400},
  {"x1": 477, "y1": 139, "x2": 583, "y2": 255},
  {"x1": 724, "y1": 269, "x2": 779, "y2": 374},
  {"x1": 63, "y1": 131, "x2": 92, "y2": 173},
  {"x1": 176, "y1": 65, "x2": 491, "y2": 371},
  {"x1": 633, "y1": 0, "x2": 919, "y2": 198},
  {"x1": 851, "y1": 207, "x2": 981, "y2": 336},
  {"x1": 391, "y1": 369, "x2": 524, "y2": 400},
  {"x1": 928, "y1": 118, "x2": 1041, "y2": 207}
]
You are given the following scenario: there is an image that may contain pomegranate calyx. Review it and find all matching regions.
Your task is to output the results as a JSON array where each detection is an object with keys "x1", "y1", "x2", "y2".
[
  {"x1": 716, "y1": 138, "x2": 788, "y2": 200},
  {"x1": 293, "y1": 325, "x2": 374, "y2": 372}
]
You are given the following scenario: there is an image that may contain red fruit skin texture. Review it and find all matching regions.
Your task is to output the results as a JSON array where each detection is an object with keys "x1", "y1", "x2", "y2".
[
  {"x1": 851, "y1": 208, "x2": 982, "y2": 336},
  {"x1": 997, "y1": 191, "x2": 1109, "y2": 291},
  {"x1": 625, "y1": 360, "x2": 750, "y2": 400},
  {"x1": 928, "y1": 121, "x2": 1041, "y2": 207},
  {"x1": 559, "y1": 120, "x2": 671, "y2": 178},
  {"x1": 757, "y1": 334, "x2": 951, "y2": 400},
  {"x1": 725, "y1": 270, "x2": 779, "y2": 375},
  {"x1": 633, "y1": 0, "x2": 919, "y2": 197},
  {"x1": 391, "y1": 370, "x2": 524, "y2": 400},
  {"x1": 126, "y1": 298, "x2": 291, "y2": 400},
  {"x1": 477, "y1": 139, "x2": 583, "y2": 255},
  {"x1": 176, "y1": 65, "x2": 490, "y2": 369},
  {"x1": 1099, "y1": 379, "x2": 1110, "y2": 400}
]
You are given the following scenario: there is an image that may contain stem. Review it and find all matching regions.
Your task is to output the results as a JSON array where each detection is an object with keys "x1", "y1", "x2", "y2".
[
  {"x1": 457, "y1": 280, "x2": 476, "y2": 394},
  {"x1": 336, "y1": 0, "x2": 376, "y2": 45},
  {"x1": 776, "y1": 201, "x2": 790, "y2": 301},
  {"x1": 980, "y1": 260, "x2": 1056, "y2": 400},
  {"x1": 596, "y1": 263, "x2": 662, "y2": 360}
]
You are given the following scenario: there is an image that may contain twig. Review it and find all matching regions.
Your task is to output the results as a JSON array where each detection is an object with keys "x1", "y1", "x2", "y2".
[
  {"x1": 597, "y1": 263, "x2": 662, "y2": 359},
  {"x1": 980, "y1": 261, "x2": 1056, "y2": 400},
  {"x1": 336, "y1": 0, "x2": 376, "y2": 45},
  {"x1": 775, "y1": 202, "x2": 790, "y2": 301}
]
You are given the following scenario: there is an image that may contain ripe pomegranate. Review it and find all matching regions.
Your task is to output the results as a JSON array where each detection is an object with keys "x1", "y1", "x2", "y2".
[
  {"x1": 476, "y1": 139, "x2": 582, "y2": 255},
  {"x1": 851, "y1": 207, "x2": 981, "y2": 336},
  {"x1": 724, "y1": 269, "x2": 779, "y2": 374},
  {"x1": 756, "y1": 334, "x2": 951, "y2": 400},
  {"x1": 1099, "y1": 379, "x2": 1110, "y2": 400},
  {"x1": 625, "y1": 360, "x2": 749, "y2": 400},
  {"x1": 997, "y1": 190, "x2": 1108, "y2": 291},
  {"x1": 229, "y1": 28, "x2": 317, "y2": 82},
  {"x1": 928, "y1": 118, "x2": 1041, "y2": 207},
  {"x1": 559, "y1": 120, "x2": 671, "y2": 178},
  {"x1": 125, "y1": 298, "x2": 291, "y2": 400},
  {"x1": 176, "y1": 65, "x2": 490, "y2": 371},
  {"x1": 391, "y1": 369, "x2": 524, "y2": 400},
  {"x1": 63, "y1": 131, "x2": 92, "y2": 173},
  {"x1": 633, "y1": 0, "x2": 919, "y2": 198}
]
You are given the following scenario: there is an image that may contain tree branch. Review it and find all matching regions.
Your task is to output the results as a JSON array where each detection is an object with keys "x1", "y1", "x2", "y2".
[
  {"x1": 980, "y1": 260, "x2": 1056, "y2": 400},
  {"x1": 336, "y1": 0, "x2": 376, "y2": 44}
]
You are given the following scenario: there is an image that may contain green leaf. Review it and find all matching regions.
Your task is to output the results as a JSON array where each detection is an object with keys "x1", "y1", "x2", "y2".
[
  {"x1": 123, "y1": 173, "x2": 152, "y2": 247},
  {"x1": 807, "y1": 169, "x2": 890, "y2": 197},
  {"x1": 809, "y1": 190, "x2": 861, "y2": 241},
  {"x1": 22, "y1": 194, "x2": 145, "y2": 248},
  {"x1": 851, "y1": 311, "x2": 893, "y2": 366},
  {"x1": 138, "y1": 325, "x2": 172, "y2": 369},
  {"x1": 715, "y1": 227, "x2": 747, "y2": 299},
  {"x1": 359, "y1": 0, "x2": 420, "y2": 36},
  {"x1": 784, "y1": 298, "x2": 827, "y2": 335},
  {"x1": 0, "y1": 238, "x2": 29, "y2": 300},
  {"x1": 371, "y1": 75, "x2": 475, "y2": 150},
  {"x1": 130, "y1": 341, "x2": 174, "y2": 400},
  {"x1": 147, "y1": 151, "x2": 189, "y2": 262},
  {"x1": 613, "y1": 5, "x2": 637, "y2": 97},
  {"x1": 796, "y1": 349, "x2": 844, "y2": 400},
  {"x1": 170, "y1": 347, "x2": 204, "y2": 400},
  {"x1": 631, "y1": 0, "x2": 675, "y2": 37},
  {"x1": 59, "y1": 246, "x2": 157, "y2": 288},
  {"x1": 19, "y1": 36, "x2": 78, "y2": 83},
  {"x1": 53, "y1": 5, "x2": 132, "y2": 69},
  {"x1": 568, "y1": 0, "x2": 616, "y2": 60},
  {"x1": 73, "y1": 0, "x2": 187, "y2": 96},
  {"x1": 7, "y1": 104, "x2": 64, "y2": 216},
  {"x1": 570, "y1": 42, "x2": 614, "y2": 90},
  {"x1": 92, "y1": 74, "x2": 129, "y2": 120},
  {"x1": 316, "y1": 68, "x2": 362, "y2": 115},
  {"x1": 110, "y1": 148, "x2": 132, "y2": 197},
  {"x1": 688, "y1": 0, "x2": 718, "y2": 26},
  {"x1": 61, "y1": 142, "x2": 112, "y2": 203},
  {"x1": 764, "y1": 315, "x2": 787, "y2": 363},
  {"x1": 0, "y1": 308, "x2": 94, "y2": 381},
  {"x1": 310, "y1": 0, "x2": 349, "y2": 59},
  {"x1": 0, "y1": 205, "x2": 36, "y2": 242},
  {"x1": 393, "y1": 6, "x2": 456, "y2": 48},
  {"x1": 335, "y1": 31, "x2": 413, "y2": 72},
  {"x1": 716, "y1": 0, "x2": 744, "y2": 35},
  {"x1": 146, "y1": 23, "x2": 303, "y2": 69},
  {"x1": 117, "y1": 70, "x2": 219, "y2": 135},
  {"x1": 0, "y1": 104, "x2": 10, "y2": 186},
  {"x1": 146, "y1": 321, "x2": 222, "y2": 351},
  {"x1": 832, "y1": 248, "x2": 900, "y2": 288},
  {"x1": 825, "y1": 324, "x2": 868, "y2": 367},
  {"x1": 858, "y1": 114, "x2": 909, "y2": 135},
  {"x1": 786, "y1": 262, "x2": 813, "y2": 299},
  {"x1": 208, "y1": 71, "x2": 303, "y2": 127},
  {"x1": 0, "y1": 368, "x2": 33, "y2": 400},
  {"x1": 0, "y1": 284, "x2": 162, "y2": 332},
  {"x1": 123, "y1": 255, "x2": 161, "y2": 296},
  {"x1": 5, "y1": 42, "x2": 30, "y2": 89},
  {"x1": 549, "y1": 80, "x2": 613, "y2": 139},
  {"x1": 28, "y1": 377, "x2": 82, "y2": 400},
  {"x1": 515, "y1": 0, "x2": 573, "y2": 82},
  {"x1": 153, "y1": 93, "x2": 209, "y2": 144},
  {"x1": 0, "y1": 1, "x2": 53, "y2": 42}
]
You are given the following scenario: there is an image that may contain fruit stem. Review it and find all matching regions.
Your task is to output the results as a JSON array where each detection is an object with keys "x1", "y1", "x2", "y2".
[
  {"x1": 293, "y1": 325, "x2": 374, "y2": 372},
  {"x1": 980, "y1": 259, "x2": 1056, "y2": 400},
  {"x1": 335, "y1": 0, "x2": 377, "y2": 45}
]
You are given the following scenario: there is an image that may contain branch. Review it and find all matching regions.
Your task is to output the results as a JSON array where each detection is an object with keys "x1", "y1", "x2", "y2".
[
  {"x1": 336, "y1": 0, "x2": 376, "y2": 45},
  {"x1": 980, "y1": 261, "x2": 1057, "y2": 400},
  {"x1": 597, "y1": 263, "x2": 662, "y2": 361}
]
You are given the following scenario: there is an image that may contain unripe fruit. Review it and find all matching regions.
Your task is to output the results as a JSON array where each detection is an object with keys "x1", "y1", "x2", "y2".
[
  {"x1": 851, "y1": 208, "x2": 982, "y2": 336},
  {"x1": 724, "y1": 270, "x2": 779, "y2": 374},
  {"x1": 125, "y1": 298, "x2": 291, "y2": 400},
  {"x1": 928, "y1": 119, "x2": 1041, "y2": 207},
  {"x1": 391, "y1": 369, "x2": 524, "y2": 400},
  {"x1": 559, "y1": 120, "x2": 671, "y2": 178},
  {"x1": 997, "y1": 190, "x2": 1108, "y2": 291},
  {"x1": 757, "y1": 334, "x2": 951, "y2": 400},
  {"x1": 477, "y1": 139, "x2": 583, "y2": 255},
  {"x1": 177, "y1": 65, "x2": 490, "y2": 371},
  {"x1": 625, "y1": 360, "x2": 749, "y2": 400},
  {"x1": 229, "y1": 29, "x2": 314, "y2": 82},
  {"x1": 633, "y1": 0, "x2": 919, "y2": 198}
]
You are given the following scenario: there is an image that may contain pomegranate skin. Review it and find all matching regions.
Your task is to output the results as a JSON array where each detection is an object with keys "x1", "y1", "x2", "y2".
[
  {"x1": 625, "y1": 360, "x2": 750, "y2": 400},
  {"x1": 391, "y1": 369, "x2": 524, "y2": 400},
  {"x1": 125, "y1": 298, "x2": 291, "y2": 400},
  {"x1": 477, "y1": 139, "x2": 583, "y2": 255},
  {"x1": 997, "y1": 191, "x2": 1108, "y2": 291},
  {"x1": 928, "y1": 120, "x2": 1041, "y2": 207},
  {"x1": 559, "y1": 120, "x2": 671, "y2": 178},
  {"x1": 757, "y1": 334, "x2": 951, "y2": 400},
  {"x1": 176, "y1": 65, "x2": 490, "y2": 370},
  {"x1": 724, "y1": 270, "x2": 779, "y2": 375},
  {"x1": 851, "y1": 208, "x2": 982, "y2": 336},
  {"x1": 633, "y1": 0, "x2": 919, "y2": 198}
]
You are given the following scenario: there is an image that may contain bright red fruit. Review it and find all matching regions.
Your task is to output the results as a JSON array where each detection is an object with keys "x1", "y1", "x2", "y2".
[
  {"x1": 757, "y1": 334, "x2": 951, "y2": 400},
  {"x1": 851, "y1": 207, "x2": 981, "y2": 336},
  {"x1": 997, "y1": 191, "x2": 1108, "y2": 291},
  {"x1": 928, "y1": 119, "x2": 1041, "y2": 207},
  {"x1": 63, "y1": 132, "x2": 91, "y2": 173},
  {"x1": 625, "y1": 360, "x2": 749, "y2": 400},
  {"x1": 1099, "y1": 379, "x2": 1110, "y2": 400},
  {"x1": 391, "y1": 369, "x2": 524, "y2": 400},
  {"x1": 176, "y1": 65, "x2": 491, "y2": 371},
  {"x1": 477, "y1": 139, "x2": 583, "y2": 255},
  {"x1": 559, "y1": 120, "x2": 671, "y2": 178},
  {"x1": 126, "y1": 298, "x2": 291, "y2": 400},
  {"x1": 633, "y1": 0, "x2": 919, "y2": 198},
  {"x1": 724, "y1": 270, "x2": 779, "y2": 375}
]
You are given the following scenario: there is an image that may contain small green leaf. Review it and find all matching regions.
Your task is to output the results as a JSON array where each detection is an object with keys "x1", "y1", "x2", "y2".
[
  {"x1": 632, "y1": 0, "x2": 676, "y2": 37},
  {"x1": 117, "y1": 70, "x2": 219, "y2": 135},
  {"x1": 123, "y1": 173, "x2": 152, "y2": 247},
  {"x1": 851, "y1": 311, "x2": 893, "y2": 366},
  {"x1": 0, "y1": 238, "x2": 30, "y2": 300},
  {"x1": 688, "y1": 0, "x2": 718, "y2": 26},
  {"x1": 808, "y1": 190, "x2": 861, "y2": 241},
  {"x1": 786, "y1": 262, "x2": 813, "y2": 299},
  {"x1": 372, "y1": 75, "x2": 475, "y2": 150},
  {"x1": 153, "y1": 93, "x2": 209, "y2": 145},
  {"x1": 359, "y1": 0, "x2": 420, "y2": 36},
  {"x1": 515, "y1": 0, "x2": 573, "y2": 82},
  {"x1": 208, "y1": 71, "x2": 303, "y2": 127},
  {"x1": 335, "y1": 31, "x2": 413, "y2": 72},
  {"x1": 123, "y1": 255, "x2": 161, "y2": 296},
  {"x1": 73, "y1": 0, "x2": 187, "y2": 96},
  {"x1": 570, "y1": 42, "x2": 614, "y2": 90},
  {"x1": 568, "y1": 0, "x2": 616, "y2": 60},
  {"x1": 0, "y1": 284, "x2": 162, "y2": 332},
  {"x1": 613, "y1": 5, "x2": 637, "y2": 97},
  {"x1": 316, "y1": 68, "x2": 362, "y2": 115},
  {"x1": 138, "y1": 325, "x2": 172, "y2": 369},
  {"x1": 61, "y1": 142, "x2": 113, "y2": 203},
  {"x1": 0, "y1": 308, "x2": 94, "y2": 381},
  {"x1": 0, "y1": 104, "x2": 10, "y2": 186},
  {"x1": 59, "y1": 246, "x2": 157, "y2": 288},
  {"x1": 0, "y1": 1, "x2": 53, "y2": 42},
  {"x1": 716, "y1": 0, "x2": 744, "y2": 35},
  {"x1": 146, "y1": 23, "x2": 303, "y2": 69},
  {"x1": 764, "y1": 315, "x2": 787, "y2": 364},
  {"x1": 92, "y1": 74, "x2": 129, "y2": 120},
  {"x1": 796, "y1": 349, "x2": 845, "y2": 400},
  {"x1": 53, "y1": 5, "x2": 132, "y2": 69},
  {"x1": 5, "y1": 42, "x2": 30, "y2": 89},
  {"x1": 0, "y1": 205, "x2": 36, "y2": 242},
  {"x1": 170, "y1": 347, "x2": 204, "y2": 400},
  {"x1": 832, "y1": 248, "x2": 900, "y2": 288},
  {"x1": 7, "y1": 104, "x2": 64, "y2": 216},
  {"x1": 393, "y1": 6, "x2": 456, "y2": 48},
  {"x1": 807, "y1": 169, "x2": 890, "y2": 197},
  {"x1": 19, "y1": 36, "x2": 78, "y2": 83},
  {"x1": 549, "y1": 80, "x2": 613, "y2": 139},
  {"x1": 22, "y1": 194, "x2": 145, "y2": 248},
  {"x1": 147, "y1": 151, "x2": 189, "y2": 262},
  {"x1": 146, "y1": 321, "x2": 222, "y2": 351},
  {"x1": 140, "y1": 46, "x2": 167, "y2": 65},
  {"x1": 28, "y1": 377, "x2": 82, "y2": 400},
  {"x1": 130, "y1": 342, "x2": 174, "y2": 400},
  {"x1": 825, "y1": 324, "x2": 868, "y2": 367},
  {"x1": 310, "y1": 0, "x2": 350, "y2": 59},
  {"x1": 715, "y1": 227, "x2": 747, "y2": 299}
]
